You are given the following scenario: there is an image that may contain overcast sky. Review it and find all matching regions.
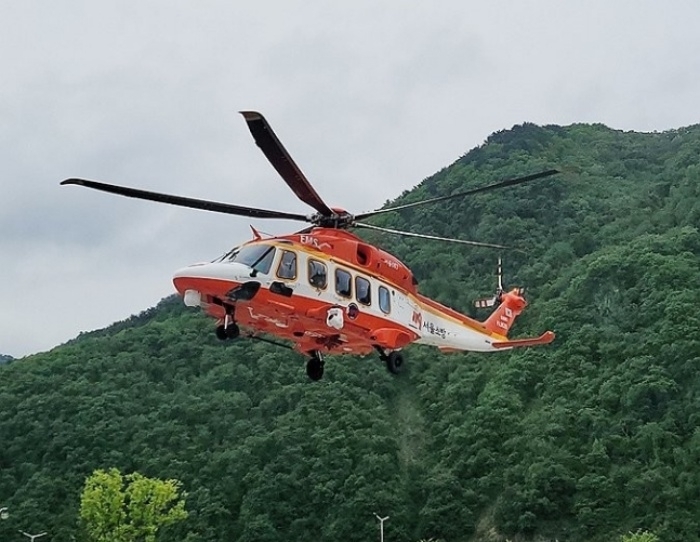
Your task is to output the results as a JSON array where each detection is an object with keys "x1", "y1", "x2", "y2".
[{"x1": 2, "y1": 1, "x2": 699, "y2": 358}]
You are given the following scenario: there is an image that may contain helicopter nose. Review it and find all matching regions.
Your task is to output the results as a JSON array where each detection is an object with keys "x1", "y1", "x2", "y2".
[
  {"x1": 173, "y1": 263, "x2": 206, "y2": 279},
  {"x1": 172, "y1": 261, "x2": 253, "y2": 303},
  {"x1": 173, "y1": 261, "x2": 250, "y2": 284},
  {"x1": 172, "y1": 263, "x2": 208, "y2": 297}
]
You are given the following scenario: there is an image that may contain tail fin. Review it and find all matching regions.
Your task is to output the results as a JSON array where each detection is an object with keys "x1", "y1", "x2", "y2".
[
  {"x1": 476, "y1": 258, "x2": 529, "y2": 336},
  {"x1": 483, "y1": 288, "x2": 527, "y2": 336},
  {"x1": 474, "y1": 259, "x2": 554, "y2": 346}
]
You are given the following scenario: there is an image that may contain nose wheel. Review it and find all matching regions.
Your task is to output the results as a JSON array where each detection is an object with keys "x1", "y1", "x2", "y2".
[
  {"x1": 216, "y1": 311, "x2": 240, "y2": 340},
  {"x1": 306, "y1": 351, "x2": 325, "y2": 381}
]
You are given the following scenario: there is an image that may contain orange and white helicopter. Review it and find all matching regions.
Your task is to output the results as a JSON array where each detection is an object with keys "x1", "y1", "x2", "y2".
[{"x1": 62, "y1": 111, "x2": 555, "y2": 380}]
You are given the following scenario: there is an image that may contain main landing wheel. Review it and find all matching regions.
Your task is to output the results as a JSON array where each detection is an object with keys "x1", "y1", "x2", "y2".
[
  {"x1": 385, "y1": 351, "x2": 405, "y2": 375},
  {"x1": 306, "y1": 352, "x2": 325, "y2": 381}
]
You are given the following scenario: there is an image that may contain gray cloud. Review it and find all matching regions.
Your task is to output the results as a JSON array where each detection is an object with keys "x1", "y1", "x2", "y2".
[{"x1": 2, "y1": 1, "x2": 699, "y2": 356}]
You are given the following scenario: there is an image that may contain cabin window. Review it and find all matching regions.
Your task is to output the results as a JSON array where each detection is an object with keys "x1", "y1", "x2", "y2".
[
  {"x1": 378, "y1": 285, "x2": 391, "y2": 314},
  {"x1": 276, "y1": 250, "x2": 297, "y2": 280},
  {"x1": 308, "y1": 259, "x2": 328, "y2": 289},
  {"x1": 227, "y1": 244, "x2": 276, "y2": 275},
  {"x1": 355, "y1": 276, "x2": 371, "y2": 305},
  {"x1": 335, "y1": 268, "x2": 352, "y2": 298}
]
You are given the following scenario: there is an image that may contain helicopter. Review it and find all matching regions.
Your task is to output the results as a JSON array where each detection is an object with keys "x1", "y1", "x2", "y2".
[{"x1": 61, "y1": 111, "x2": 556, "y2": 380}]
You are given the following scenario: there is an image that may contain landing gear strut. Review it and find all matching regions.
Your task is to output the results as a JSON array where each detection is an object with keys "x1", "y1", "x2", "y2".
[
  {"x1": 216, "y1": 310, "x2": 240, "y2": 341},
  {"x1": 306, "y1": 351, "x2": 325, "y2": 381}
]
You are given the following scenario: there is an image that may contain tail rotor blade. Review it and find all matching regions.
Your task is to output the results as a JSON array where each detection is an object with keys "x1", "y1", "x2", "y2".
[
  {"x1": 497, "y1": 257, "x2": 504, "y2": 292},
  {"x1": 474, "y1": 297, "x2": 497, "y2": 308}
]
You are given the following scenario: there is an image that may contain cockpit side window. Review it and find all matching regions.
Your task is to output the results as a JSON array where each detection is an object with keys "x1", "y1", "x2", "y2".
[
  {"x1": 308, "y1": 259, "x2": 328, "y2": 289},
  {"x1": 276, "y1": 250, "x2": 297, "y2": 280},
  {"x1": 226, "y1": 244, "x2": 276, "y2": 275},
  {"x1": 335, "y1": 268, "x2": 352, "y2": 298}
]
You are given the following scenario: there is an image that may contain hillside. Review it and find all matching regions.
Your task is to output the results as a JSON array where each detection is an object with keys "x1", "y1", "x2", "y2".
[{"x1": 1, "y1": 123, "x2": 699, "y2": 542}]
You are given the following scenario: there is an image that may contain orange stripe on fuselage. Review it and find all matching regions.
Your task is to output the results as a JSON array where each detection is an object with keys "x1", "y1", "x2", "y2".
[
  {"x1": 414, "y1": 293, "x2": 505, "y2": 340},
  {"x1": 174, "y1": 238, "x2": 503, "y2": 352},
  {"x1": 173, "y1": 275, "x2": 418, "y2": 356}
]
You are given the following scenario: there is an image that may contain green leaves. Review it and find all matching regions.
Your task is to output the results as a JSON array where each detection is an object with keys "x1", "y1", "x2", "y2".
[
  {"x1": 80, "y1": 469, "x2": 127, "y2": 542},
  {"x1": 79, "y1": 468, "x2": 187, "y2": 542},
  {"x1": 621, "y1": 530, "x2": 660, "y2": 542}
]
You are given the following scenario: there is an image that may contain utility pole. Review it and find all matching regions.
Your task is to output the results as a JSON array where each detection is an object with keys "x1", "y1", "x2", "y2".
[
  {"x1": 374, "y1": 513, "x2": 389, "y2": 542},
  {"x1": 19, "y1": 531, "x2": 47, "y2": 542}
]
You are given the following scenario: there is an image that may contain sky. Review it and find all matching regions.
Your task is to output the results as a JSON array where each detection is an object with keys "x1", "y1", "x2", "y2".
[{"x1": 2, "y1": 1, "x2": 699, "y2": 358}]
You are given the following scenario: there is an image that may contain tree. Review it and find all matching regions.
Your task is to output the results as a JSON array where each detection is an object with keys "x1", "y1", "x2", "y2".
[
  {"x1": 621, "y1": 530, "x2": 659, "y2": 542},
  {"x1": 4, "y1": 123, "x2": 700, "y2": 542},
  {"x1": 79, "y1": 468, "x2": 188, "y2": 542}
]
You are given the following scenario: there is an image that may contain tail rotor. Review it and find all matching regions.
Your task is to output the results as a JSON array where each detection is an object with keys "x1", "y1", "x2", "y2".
[
  {"x1": 475, "y1": 259, "x2": 528, "y2": 337},
  {"x1": 474, "y1": 258, "x2": 505, "y2": 308}
]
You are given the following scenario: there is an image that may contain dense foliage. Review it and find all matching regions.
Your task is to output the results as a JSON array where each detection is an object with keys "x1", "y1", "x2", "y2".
[
  {"x1": 1, "y1": 122, "x2": 699, "y2": 541},
  {"x1": 80, "y1": 468, "x2": 188, "y2": 542}
]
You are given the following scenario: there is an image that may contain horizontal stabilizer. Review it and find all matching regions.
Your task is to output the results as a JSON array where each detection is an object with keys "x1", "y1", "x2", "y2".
[{"x1": 492, "y1": 331, "x2": 555, "y2": 349}]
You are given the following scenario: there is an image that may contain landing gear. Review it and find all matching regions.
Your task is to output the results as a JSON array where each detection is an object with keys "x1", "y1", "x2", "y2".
[
  {"x1": 306, "y1": 351, "x2": 325, "y2": 381},
  {"x1": 385, "y1": 351, "x2": 405, "y2": 375},
  {"x1": 216, "y1": 310, "x2": 239, "y2": 341},
  {"x1": 225, "y1": 322, "x2": 240, "y2": 339},
  {"x1": 215, "y1": 324, "x2": 228, "y2": 341},
  {"x1": 374, "y1": 346, "x2": 405, "y2": 375}
]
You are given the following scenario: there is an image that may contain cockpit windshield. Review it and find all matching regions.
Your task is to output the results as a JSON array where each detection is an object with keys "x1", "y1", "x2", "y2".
[{"x1": 214, "y1": 243, "x2": 277, "y2": 275}]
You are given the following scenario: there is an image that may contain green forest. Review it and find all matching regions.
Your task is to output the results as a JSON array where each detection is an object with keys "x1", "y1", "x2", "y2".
[{"x1": 1, "y1": 122, "x2": 700, "y2": 542}]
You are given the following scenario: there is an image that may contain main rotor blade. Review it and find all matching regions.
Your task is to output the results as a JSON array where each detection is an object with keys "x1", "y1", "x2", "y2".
[
  {"x1": 355, "y1": 169, "x2": 558, "y2": 220},
  {"x1": 60, "y1": 178, "x2": 310, "y2": 222},
  {"x1": 354, "y1": 222, "x2": 515, "y2": 250},
  {"x1": 240, "y1": 111, "x2": 334, "y2": 217}
]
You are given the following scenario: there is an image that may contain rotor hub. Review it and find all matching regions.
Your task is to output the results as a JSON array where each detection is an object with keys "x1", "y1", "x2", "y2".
[{"x1": 312, "y1": 211, "x2": 355, "y2": 229}]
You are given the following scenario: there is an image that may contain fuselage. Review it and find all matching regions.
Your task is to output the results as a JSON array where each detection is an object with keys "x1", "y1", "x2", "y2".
[{"x1": 172, "y1": 228, "x2": 509, "y2": 355}]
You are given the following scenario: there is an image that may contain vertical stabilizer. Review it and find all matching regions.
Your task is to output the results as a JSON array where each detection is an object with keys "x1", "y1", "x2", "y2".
[{"x1": 483, "y1": 288, "x2": 527, "y2": 336}]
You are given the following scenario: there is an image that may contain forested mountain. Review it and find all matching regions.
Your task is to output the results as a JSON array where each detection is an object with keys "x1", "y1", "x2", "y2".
[
  {"x1": 1, "y1": 123, "x2": 699, "y2": 542},
  {"x1": 0, "y1": 354, "x2": 13, "y2": 365}
]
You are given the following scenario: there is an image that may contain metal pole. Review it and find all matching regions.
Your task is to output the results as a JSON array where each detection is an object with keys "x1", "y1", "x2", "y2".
[
  {"x1": 374, "y1": 513, "x2": 389, "y2": 542},
  {"x1": 20, "y1": 532, "x2": 48, "y2": 542}
]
